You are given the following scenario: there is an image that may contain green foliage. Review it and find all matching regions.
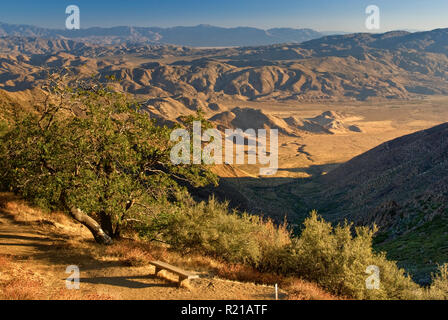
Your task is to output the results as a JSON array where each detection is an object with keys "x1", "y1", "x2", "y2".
[
  {"x1": 425, "y1": 264, "x2": 448, "y2": 299},
  {"x1": 0, "y1": 120, "x2": 8, "y2": 137},
  {"x1": 0, "y1": 76, "x2": 217, "y2": 238},
  {"x1": 289, "y1": 211, "x2": 419, "y2": 299},
  {"x1": 375, "y1": 215, "x2": 448, "y2": 284},
  {"x1": 178, "y1": 109, "x2": 214, "y2": 132},
  {"x1": 147, "y1": 204, "x2": 427, "y2": 299},
  {"x1": 140, "y1": 196, "x2": 291, "y2": 265}
]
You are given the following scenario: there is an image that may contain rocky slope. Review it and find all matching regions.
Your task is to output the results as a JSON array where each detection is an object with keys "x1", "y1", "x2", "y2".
[
  {"x1": 317, "y1": 122, "x2": 448, "y2": 221},
  {"x1": 310, "y1": 122, "x2": 448, "y2": 283}
]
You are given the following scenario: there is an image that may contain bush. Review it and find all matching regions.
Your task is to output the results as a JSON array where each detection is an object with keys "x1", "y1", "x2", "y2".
[
  {"x1": 288, "y1": 211, "x2": 419, "y2": 299},
  {"x1": 425, "y1": 264, "x2": 448, "y2": 299},
  {"x1": 141, "y1": 196, "x2": 291, "y2": 266},
  {"x1": 146, "y1": 204, "x2": 424, "y2": 299}
]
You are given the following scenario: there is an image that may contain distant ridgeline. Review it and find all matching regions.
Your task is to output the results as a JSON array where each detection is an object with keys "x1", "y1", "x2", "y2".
[
  {"x1": 0, "y1": 22, "x2": 323, "y2": 46},
  {"x1": 0, "y1": 27, "x2": 448, "y2": 102}
]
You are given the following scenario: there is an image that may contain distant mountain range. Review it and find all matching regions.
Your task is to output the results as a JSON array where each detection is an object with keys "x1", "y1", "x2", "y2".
[
  {"x1": 1, "y1": 27, "x2": 448, "y2": 101},
  {"x1": 0, "y1": 22, "x2": 324, "y2": 47}
]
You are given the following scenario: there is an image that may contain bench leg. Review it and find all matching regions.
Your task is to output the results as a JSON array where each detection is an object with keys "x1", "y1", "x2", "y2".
[
  {"x1": 155, "y1": 266, "x2": 163, "y2": 276},
  {"x1": 178, "y1": 276, "x2": 188, "y2": 288}
]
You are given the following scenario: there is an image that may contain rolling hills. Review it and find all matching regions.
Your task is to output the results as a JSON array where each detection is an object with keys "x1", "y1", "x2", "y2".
[{"x1": 1, "y1": 28, "x2": 448, "y2": 108}]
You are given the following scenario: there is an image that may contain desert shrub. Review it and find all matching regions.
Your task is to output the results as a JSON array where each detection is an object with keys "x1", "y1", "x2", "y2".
[
  {"x1": 148, "y1": 204, "x2": 422, "y2": 299},
  {"x1": 252, "y1": 217, "x2": 293, "y2": 273},
  {"x1": 425, "y1": 264, "x2": 448, "y2": 299},
  {"x1": 143, "y1": 197, "x2": 262, "y2": 264},
  {"x1": 289, "y1": 211, "x2": 419, "y2": 299},
  {"x1": 142, "y1": 196, "x2": 291, "y2": 266},
  {"x1": 0, "y1": 120, "x2": 8, "y2": 136}
]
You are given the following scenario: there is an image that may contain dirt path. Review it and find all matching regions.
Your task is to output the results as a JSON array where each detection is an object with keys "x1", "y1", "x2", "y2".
[{"x1": 0, "y1": 196, "x2": 282, "y2": 300}]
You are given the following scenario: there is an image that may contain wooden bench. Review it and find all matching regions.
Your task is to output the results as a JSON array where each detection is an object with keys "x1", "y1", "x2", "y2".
[{"x1": 149, "y1": 260, "x2": 199, "y2": 287}]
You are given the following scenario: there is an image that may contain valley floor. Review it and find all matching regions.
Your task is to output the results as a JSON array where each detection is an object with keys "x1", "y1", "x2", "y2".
[
  {"x1": 214, "y1": 97, "x2": 448, "y2": 220},
  {"x1": 222, "y1": 96, "x2": 448, "y2": 179}
]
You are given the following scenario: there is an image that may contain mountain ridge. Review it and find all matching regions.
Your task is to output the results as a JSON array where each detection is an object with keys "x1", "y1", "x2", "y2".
[
  {"x1": 0, "y1": 21, "x2": 324, "y2": 47},
  {"x1": 307, "y1": 122, "x2": 448, "y2": 283}
]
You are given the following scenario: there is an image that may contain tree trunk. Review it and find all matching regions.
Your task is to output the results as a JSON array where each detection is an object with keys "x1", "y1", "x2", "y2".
[
  {"x1": 69, "y1": 207, "x2": 113, "y2": 245},
  {"x1": 99, "y1": 210, "x2": 114, "y2": 239}
]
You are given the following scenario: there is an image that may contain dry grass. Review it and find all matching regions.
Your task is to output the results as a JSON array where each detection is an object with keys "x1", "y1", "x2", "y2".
[
  {"x1": 104, "y1": 240, "x2": 154, "y2": 267},
  {"x1": 282, "y1": 278, "x2": 340, "y2": 300},
  {"x1": 216, "y1": 263, "x2": 283, "y2": 285},
  {"x1": 0, "y1": 254, "x2": 12, "y2": 268},
  {"x1": 215, "y1": 263, "x2": 339, "y2": 300},
  {"x1": 2, "y1": 276, "x2": 44, "y2": 300}
]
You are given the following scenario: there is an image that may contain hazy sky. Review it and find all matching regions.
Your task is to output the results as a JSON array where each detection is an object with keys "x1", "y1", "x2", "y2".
[{"x1": 1, "y1": 0, "x2": 447, "y2": 32}]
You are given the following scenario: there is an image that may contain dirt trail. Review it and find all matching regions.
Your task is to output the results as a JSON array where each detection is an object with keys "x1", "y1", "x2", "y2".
[{"x1": 0, "y1": 195, "x2": 281, "y2": 300}]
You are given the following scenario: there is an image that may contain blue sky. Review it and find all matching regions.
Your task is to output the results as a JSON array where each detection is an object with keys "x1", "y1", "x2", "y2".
[{"x1": 1, "y1": 0, "x2": 447, "y2": 32}]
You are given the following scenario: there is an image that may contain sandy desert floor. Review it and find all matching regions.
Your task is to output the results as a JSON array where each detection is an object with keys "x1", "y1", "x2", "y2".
[{"x1": 215, "y1": 96, "x2": 448, "y2": 179}]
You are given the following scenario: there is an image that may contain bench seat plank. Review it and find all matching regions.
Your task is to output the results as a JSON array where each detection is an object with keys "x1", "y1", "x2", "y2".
[{"x1": 150, "y1": 260, "x2": 199, "y2": 279}]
